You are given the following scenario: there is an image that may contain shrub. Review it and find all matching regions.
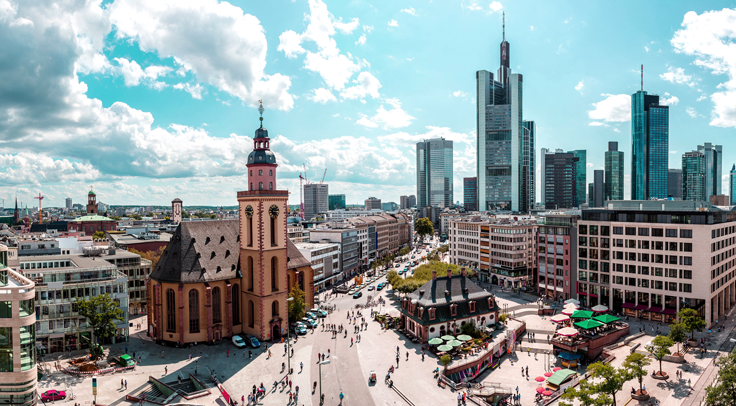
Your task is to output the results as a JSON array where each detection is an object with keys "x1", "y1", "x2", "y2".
[{"x1": 440, "y1": 354, "x2": 452, "y2": 367}]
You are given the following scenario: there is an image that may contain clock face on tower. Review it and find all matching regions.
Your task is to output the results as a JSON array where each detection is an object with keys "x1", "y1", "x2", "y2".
[
  {"x1": 268, "y1": 205, "x2": 279, "y2": 219},
  {"x1": 244, "y1": 205, "x2": 254, "y2": 218}
]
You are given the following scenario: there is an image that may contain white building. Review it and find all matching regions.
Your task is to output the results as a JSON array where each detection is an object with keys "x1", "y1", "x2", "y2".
[{"x1": 295, "y1": 242, "x2": 340, "y2": 291}]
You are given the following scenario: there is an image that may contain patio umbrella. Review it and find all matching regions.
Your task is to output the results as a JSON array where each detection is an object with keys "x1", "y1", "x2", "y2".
[
  {"x1": 564, "y1": 299, "x2": 580, "y2": 305},
  {"x1": 571, "y1": 310, "x2": 594, "y2": 319},
  {"x1": 593, "y1": 314, "x2": 621, "y2": 324},
  {"x1": 428, "y1": 338, "x2": 444, "y2": 345},
  {"x1": 550, "y1": 314, "x2": 570, "y2": 323},
  {"x1": 561, "y1": 308, "x2": 575, "y2": 316},
  {"x1": 437, "y1": 345, "x2": 453, "y2": 352},
  {"x1": 574, "y1": 319, "x2": 604, "y2": 330},
  {"x1": 457, "y1": 335, "x2": 473, "y2": 342},
  {"x1": 447, "y1": 340, "x2": 463, "y2": 347},
  {"x1": 563, "y1": 303, "x2": 580, "y2": 309},
  {"x1": 535, "y1": 376, "x2": 545, "y2": 382},
  {"x1": 591, "y1": 304, "x2": 608, "y2": 312},
  {"x1": 536, "y1": 387, "x2": 545, "y2": 393},
  {"x1": 544, "y1": 372, "x2": 553, "y2": 377},
  {"x1": 543, "y1": 390, "x2": 553, "y2": 396},
  {"x1": 553, "y1": 367, "x2": 562, "y2": 372},
  {"x1": 441, "y1": 335, "x2": 455, "y2": 341},
  {"x1": 557, "y1": 327, "x2": 579, "y2": 336}
]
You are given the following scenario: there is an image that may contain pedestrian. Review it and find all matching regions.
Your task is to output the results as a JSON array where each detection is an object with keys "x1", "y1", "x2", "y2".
[
  {"x1": 121, "y1": 379, "x2": 124, "y2": 389},
  {"x1": 125, "y1": 346, "x2": 128, "y2": 354},
  {"x1": 227, "y1": 349, "x2": 230, "y2": 358},
  {"x1": 249, "y1": 350, "x2": 253, "y2": 359},
  {"x1": 125, "y1": 380, "x2": 127, "y2": 389},
  {"x1": 165, "y1": 366, "x2": 168, "y2": 374},
  {"x1": 340, "y1": 391, "x2": 344, "y2": 405},
  {"x1": 406, "y1": 351, "x2": 409, "y2": 361}
]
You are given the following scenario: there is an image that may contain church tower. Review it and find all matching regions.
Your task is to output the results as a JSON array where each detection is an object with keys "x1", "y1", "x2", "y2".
[
  {"x1": 238, "y1": 102, "x2": 290, "y2": 342},
  {"x1": 171, "y1": 198, "x2": 183, "y2": 224},
  {"x1": 87, "y1": 187, "x2": 98, "y2": 215}
]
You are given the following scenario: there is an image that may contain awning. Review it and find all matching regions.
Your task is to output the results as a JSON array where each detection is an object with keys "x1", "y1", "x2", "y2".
[
  {"x1": 558, "y1": 352, "x2": 581, "y2": 360},
  {"x1": 634, "y1": 304, "x2": 649, "y2": 310},
  {"x1": 621, "y1": 303, "x2": 636, "y2": 309},
  {"x1": 662, "y1": 308, "x2": 677, "y2": 315},
  {"x1": 547, "y1": 369, "x2": 577, "y2": 386},
  {"x1": 648, "y1": 307, "x2": 662, "y2": 313}
]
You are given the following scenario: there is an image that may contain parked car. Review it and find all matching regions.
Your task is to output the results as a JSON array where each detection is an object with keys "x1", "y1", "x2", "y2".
[
  {"x1": 244, "y1": 334, "x2": 261, "y2": 348},
  {"x1": 118, "y1": 354, "x2": 136, "y2": 367},
  {"x1": 41, "y1": 390, "x2": 66, "y2": 402},
  {"x1": 305, "y1": 312, "x2": 318, "y2": 320},
  {"x1": 376, "y1": 283, "x2": 384, "y2": 291},
  {"x1": 367, "y1": 286, "x2": 375, "y2": 291},
  {"x1": 293, "y1": 323, "x2": 308, "y2": 335},
  {"x1": 232, "y1": 335, "x2": 247, "y2": 348},
  {"x1": 311, "y1": 308, "x2": 328, "y2": 318},
  {"x1": 353, "y1": 292, "x2": 362, "y2": 299},
  {"x1": 302, "y1": 317, "x2": 318, "y2": 328}
]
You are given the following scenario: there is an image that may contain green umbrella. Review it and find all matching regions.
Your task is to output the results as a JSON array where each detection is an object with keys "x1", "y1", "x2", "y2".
[
  {"x1": 570, "y1": 310, "x2": 594, "y2": 319},
  {"x1": 457, "y1": 335, "x2": 473, "y2": 342},
  {"x1": 441, "y1": 335, "x2": 455, "y2": 341},
  {"x1": 574, "y1": 319, "x2": 604, "y2": 330},
  {"x1": 447, "y1": 340, "x2": 463, "y2": 347},
  {"x1": 593, "y1": 314, "x2": 621, "y2": 324},
  {"x1": 437, "y1": 345, "x2": 453, "y2": 352},
  {"x1": 428, "y1": 338, "x2": 444, "y2": 345}
]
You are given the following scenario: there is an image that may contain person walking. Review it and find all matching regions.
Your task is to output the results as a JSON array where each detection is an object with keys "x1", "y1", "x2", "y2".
[
  {"x1": 125, "y1": 380, "x2": 127, "y2": 390},
  {"x1": 300, "y1": 362, "x2": 303, "y2": 373},
  {"x1": 227, "y1": 349, "x2": 230, "y2": 358},
  {"x1": 339, "y1": 391, "x2": 344, "y2": 405},
  {"x1": 164, "y1": 366, "x2": 168, "y2": 375}
]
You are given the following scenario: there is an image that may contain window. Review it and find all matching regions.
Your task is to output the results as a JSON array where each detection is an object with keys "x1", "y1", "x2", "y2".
[
  {"x1": 19, "y1": 299, "x2": 33, "y2": 317},
  {"x1": 259, "y1": 170, "x2": 263, "y2": 176},
  {"x1": 682, "y1": 243, "x2": 692, "y2": 252},
  {"x1": 680, "y1": 230, "x2": 692, "y2": 238},
  {"x1": 666, "y1": 229, "x2": 678, "y2": 237},
  {"x1": 248, "y1": 300, "x2": 255, "y2": 328},
  {"x1": 682, "y1": 283, "x2": 692, "y2": 293},
  {"x1": 269, "y1": 170, "x2": 272, "y2": 176},
  {"x1": 450, "y1": 304, "x2": 457, "y2": 316},
  {"x1": 652, "y1": 228, "x2": 663, "y2": 237},
  {"x1": 248, "y1": 256, "x2": 254, "y2": 291},
  {"x1": 638, "y1": 228, "x2": 649, "y2": 236},
  {"x1": 166, "y1": 289, "x2": 176, "y2": 332},
  {"x1": 271, "y1": 257, "x2": 278, "y2": 292},
  {"x1": 247, "y1": 216, "x2": 253, "y2": 247},
  {"x1": 0, "y1": 302, "x2": 11, "y2": 318},
  {"x1": 212, "y1": 287, "x2": 222, "y2": 323},
  {"x1": 683, "y1": 257, "x2": 692, "y2": 266},
  {"x1": 232, "y1": 284, "x2": 240, "y2": 325},
  {"x1": 269, "y1": 182, "x2": 273, "y2": 190},
  {"x1": 682, "y1": 270, "x2": 692, "y2": 279},
  {"x1": 625, "y1": 227, "x2": 636, "y2": 236},
  {"x1": 188, "y1": 290, "x2": 199, "y2": 333},
  {"x1": 429, "y1": 308, "x2": 436, "y2": 320},
  {"x1": 0, "y1": 328, "x2": 11, "y2": 372},
  {"x1": 613, "y1": 227, "x2": 623, "y2": 235},
  {"x1": 579, "y1": 225, "x2": 588, "y2": 235},
  {"x1": 272, "y1": 301, "x2": 279, "y2": 317}
]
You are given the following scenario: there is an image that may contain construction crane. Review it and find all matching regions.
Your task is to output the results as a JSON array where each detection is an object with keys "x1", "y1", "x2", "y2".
[
  {"x1": 298, "y1": 173, "x2": 305, "y2": 220},
  {"x1": 302, "y1": 164, "x2": 309, "y2": 184},
  {"x1": 321, "y1": 168, "x2": 327, "y2": 183},
  {"x1": 33, "y1": 193, "x2": 43, "y2": 224}
]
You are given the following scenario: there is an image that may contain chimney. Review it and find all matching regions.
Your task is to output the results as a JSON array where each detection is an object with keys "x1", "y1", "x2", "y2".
[
  {"x1": 461, "y1": 267, "x2": 466, "y2": 277},
  {"x1": 447, "y1": 269, "x2": 452, "y2": 278},
  {"x1": 432, "y1": 270, "x2": 437, "y2": 280}
]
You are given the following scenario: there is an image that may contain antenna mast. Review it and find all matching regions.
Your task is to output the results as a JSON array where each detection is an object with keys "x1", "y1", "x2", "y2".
[
  {"x1": 503, "y1": 12, "x2": 505, "y2": 41},
  {"x1": 641, "y1": 64, "x2": 643, "y2": 91}
]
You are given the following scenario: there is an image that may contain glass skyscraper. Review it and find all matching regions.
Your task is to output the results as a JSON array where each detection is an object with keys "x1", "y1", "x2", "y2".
[
  {"x1": 416, "y1": 138, "x2": 453, "y2": 208},
  {"x1": 570, "y1": 150, "x2": 587, "y2": 206},
  {"x1": 463, "y1": 177, "x2": 478, "y2": 211},
  {"x1": 604, "y1": 142, "x2": 624, "y2": 200},
  {"x1": 682, "y1": 151, "x2": 705, "y2": 202},
  {"x1": 730, "y1": 165, "x2": 736, "y2": 205},
  {"x1": 631, "y1": 91, "x2": 669, "y2": 200},
  {"x1": 328, "y1": 194, "x2": 346, "y2": 210},
  {"x1": 697, "y1": 143, "x2": 722, "y2": 198}
]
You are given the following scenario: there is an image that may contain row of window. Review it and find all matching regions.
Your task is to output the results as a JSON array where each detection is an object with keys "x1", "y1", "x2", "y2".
[
  {"x1": 611, "y1": 277, "x2": 692, "y2": 292},
  {"x1": 20, "y1": 260, "x2": 73, "y2": 270},
  {"x1": 37, "y1": 285, "x2": 125, "y2": 301},
  {"x1": 0, "y1": 326, "x2": 35, "y2": 373}
]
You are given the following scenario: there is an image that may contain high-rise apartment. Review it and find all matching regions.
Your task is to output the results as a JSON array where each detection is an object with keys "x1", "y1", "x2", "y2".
[
  {"x1": 417, "y1": 138, "x2": 453, "y2": 208},
  {"x1": 605, "y1": 142, "x2": 624, "y2": 200},
  {"x1": 65, "y1": 198, "x2": 72, "y2": 210},
  {"x1": 365, "y1": 197, "x2": 382, "y2": 210},
  {"x1": 570, "y1": 150, "x2": 587, "y2": 207},
  {"x1": 668, "y1": 169, "x2": 683, "y2": 199},
  {"x1": 682, "y1": 151, "x2": 706, "y2": 202},
  {"x1": 730, "y1": 165, "x2": 736, "y2": 205},
  {"x1": 697, "y1": 143, "x2": 722, "y2": 198},
  {"x1": 328, "y1": 194, "x2": 346, "y2": 210},
  {"x1": 463, "y1": 178, "x2": 478, "y2": 211},
  {"x1": 631, "y1": 90, "x2": 669, "y2": 200},
  {"x1": 304, "y1": 183, "x2": 328, "y2": 220},
  {"x1": 541, "y1": 149, "x2": 578, "y2": 209},
  {"x1": 476, "y1": 16, "x2": 535, "y2": 212}
]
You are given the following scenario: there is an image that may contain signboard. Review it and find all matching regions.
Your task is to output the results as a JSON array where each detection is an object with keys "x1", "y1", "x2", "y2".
[{"x1": 92, "y1": 377, "x2": 97, "y2": 396}]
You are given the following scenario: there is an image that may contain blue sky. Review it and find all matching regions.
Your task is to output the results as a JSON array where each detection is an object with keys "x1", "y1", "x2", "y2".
[{"x1": 1, "y1": 0, "x2": 735, "y2": 208}]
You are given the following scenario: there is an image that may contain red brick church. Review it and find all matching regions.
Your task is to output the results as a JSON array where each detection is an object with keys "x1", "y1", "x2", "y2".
[{"x1": 68, "y1": 188, "x2": 117, "y2": 235}]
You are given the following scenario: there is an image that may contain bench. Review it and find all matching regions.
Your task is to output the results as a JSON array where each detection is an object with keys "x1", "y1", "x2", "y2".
[{"x1": 438, "y1": 380, "x2": 446, "y2": 389}]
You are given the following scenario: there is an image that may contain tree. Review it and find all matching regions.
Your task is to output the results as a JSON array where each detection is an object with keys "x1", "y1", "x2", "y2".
[
  {"x1": 92, "y1": 231, "x2": 106, "y2": 240},
  {"x1": 76, "y1": 294, "x2": 124, "y2": 344},
  {"x1": 623, "y1": 353, "x2": 651, "y2": 395},
  {"x1": 415, "y1": 217, "x2": 434, "y2": 238},
  {"x1": 288, "y1": 285, "x2": 306, "y2": 323},
  {"x1": 387, "y1": 270, "x2": 399, "y2": 286},
  {"x1": 645, "y1": 335, "x2": 673, "y2": 375},
  {"x1": 705, "y1": 352, "x2": 736, "y2": 405},
  {"x1": 678, "y1": 308, "x2": 707, "y2": 340},
  {"x1": 129, "y1": 246, "x2": 165, "y2": 271},
  {"x1": 498, "y1": 313, "x2": 508, "y2": 324},
  {"x1": 560, "y1": 362, "x2": 629, "y2": 406},
  {"x1": 668, "y1": 322, "x2": 688, "y2": 356},
  {"x1": 559, "y1": 377, "x2": 609, "y2": 406},
  {"x1": 440, "y1": 354, "x2": 452, "y2": 368}
]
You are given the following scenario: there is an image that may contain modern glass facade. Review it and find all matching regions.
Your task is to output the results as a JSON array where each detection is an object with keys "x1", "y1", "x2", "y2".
[
  {"x1": 416, "y1": 138, "x2": 453, "y2": 208},
  {"x1": 682, "y1": 151, "x2": 706, "y2": 202},
  {"x1": 542, "y1": 150, "x2": 577, "y2": 209},
  {"x1": 303, "y1": 184, "x2": 328, "y2": 220},
  {"x1": 463, "y1": 177, "x2": 478, "y2": 211},
  {"x1": 328, "y1": 194, "x2": 346, "y2": 210},
  {"x1": 570, "y1": 150, "x2": 587, "y2": 206},
  {"x1": 631, "y1": 91, "x2": 669, "y2": 200},
  {"x1": 668, "y1": 169, "x2": 682, "y2": 199},
  {"x1": 697, "y1": 143, "x2": 722, "y2": 198},
  {"x1": 604, "y1": 142, "x2": 624, "y2": 201},
  {"x1": 730, "y1": 165, "x2": 736, "y2": 205}
]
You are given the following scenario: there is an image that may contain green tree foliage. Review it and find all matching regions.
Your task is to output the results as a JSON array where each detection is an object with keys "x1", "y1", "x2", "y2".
[
  {"x1": 288, "y1": 285, "x2": 306, "y2": 323},
  {"x1": 559, "y1": 376, "x2": 609, "y2": 406},
  {"x1": 399, "y1": 247, "x2": 411, "y2": 256},
  {"x1": 498, "y1": 313, "x2": 508, "y2": 324},
  {"x1": 92, "y1": 231, "x2": 106, "y2": 240},
  {"x1": 129, "y1": 214, "x2": 142, "y2": 220},
  {"x1": 76, "y1": 294, "x2": 124, "y2": 342},
  {"x1": 705, "y1": 351, "x2": 736, "y2": 405},
  {"x1": 440, "y1": 354, "x2": 452, "y2": 367},
  {"x1": 678, "y1": 308, "x2": 707, "y2": 340},
  {"x1": 387, "y1": 270, "x2": 399, "y2": 286},
  {"x1": 668, "y1": 322, "x2": 688, "y2": 355},
  {"x1": 645, "y1": 335, "x2": 673, "y2": 374},
  {"x1": 561, "y1": 362, "x2": 629, "y2": 406},
  {"x1": 623, "y1": 353, "x2": 651, "y2": 394},
  {"x1": 415, "y1": 217, "x2": 434, "y2": 238},
  {"x1": 129, "y1": 246, "x2": 165, "y2": 271},
  {"x1": 390, "y1": 261, "x2": 470, "y2": 294}
]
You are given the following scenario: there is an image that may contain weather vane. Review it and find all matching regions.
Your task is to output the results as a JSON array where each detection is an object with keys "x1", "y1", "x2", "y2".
[{"x1": 258, "y1": 100, "x2": 265, "y2": 127}]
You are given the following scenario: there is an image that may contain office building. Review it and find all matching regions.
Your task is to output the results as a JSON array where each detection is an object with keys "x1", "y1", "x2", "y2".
[
  {"x1": 682, "y1": 151, "x2": 706, "y2": 202},
  {"x1": 631, "y1": 90, "x2": 669, "y2": 200},
  {"x1": 408, "y1": 195, "x2": 417, "y2": 209},
  {"x1": 537, "y1": 214, "x2": 579, "y2": 301},
  {"x1": 365, "y1": 197, "x2": 382, "y2": 210},
  {"x1": 328, "y1": 194, "x2": 346, "y2": 210},
  {"x1": 309, "y1": 227, "x2": 360, "y2": 279},
  {"x1": 570, "y1": 150, "x2": 587, "y2": 207},
  {"x1": 400, "y1": 196, "x2": 410, "y2": 210},
  {"x1": 463, "y1": 178, "x2": 478, "y2": 212},
  {"x1": 592, "y1": 170, "x2": 605, "y2": 208},
  {"x1": 710, "y1": 195, "x2": 728, "y2": 206},
  {"x1": 588, "y1": 184, "x2": 594, "y2": 206},
  {"x1": 295, "y1": 242, "x2": 341, "y2": 291},
  {"x1": 698, "y1": 143, "x2": 723, "y2": 199},
  {"x1": 416, "y1": 138, "x2": 453, "y2": 208},
  {"x1": 381, "y1": 202, "x2": 398, "y2": 212},
  {"x1": 668, "y1": 169, "x2": 683, "y2": 199},
  {"x1": 541, "y1": 149, "x2": 578, "y2": 209},
  {"x1": 476, "y1": 19, "x2": 535, "y2": 213},
  {"x1": 730, "y1": 165, "x2": 736, "y2": 205},
  {"x1": 65, "y1": 198, "x2": 72, "y2": 210},
  {"x1": 580, "y1": 200, "x2": 736, "y2": 327},
  {"x1": 304, "y1": 183, "x2": 328, "y2": 221},
  {"x1": 604, "y1": 142, "x2": 624, "y2": 200}
]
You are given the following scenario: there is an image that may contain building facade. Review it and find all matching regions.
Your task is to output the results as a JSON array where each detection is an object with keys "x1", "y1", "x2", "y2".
[
  {"x1": 295, "y1": 242, "x2": 340, "y2": 291},
  {"x1": 669, "y1": 169, "x2": 683, "y2": 199},
  {"x1": 171, "y1": 198, "x2": 183, "y2": 224},
  {"x1": 65, "y1": 198, "x2": 72, "y2": 211},
  {"x1": 449, "y1": 219, "x2": 481, "y2": 272},
  {"x1": 698, "y1": 143, "x2": 722, "y2": 199},
  {"x1": 682, "y1": 151, "x2": 706, "y2": 202},
  {"x1": 604, "y1": 142, "x2": 624, "y2": 201},
  {"x1": 570, "y1": 150, "x2": 587, "y2": 207},
  {"x1": 592, "y1": 170, "x2": 605, "y2": 208},
  {"x1": 408, "y1": 195, "x2": 417, "y2": 209},
  {"x1": 304, "y1": 184, "x2": 328, "y2": 221},
  {"x1": 463, "y1": 178, "x2": 478, "y2": 212},
  {"x1": 537, "y1": 214, "x2": 578, "y2": 301},
  {"x1": 328, "y1": 194, "x2": 346, "y2": 211},
  {"x1": 631, "y1": 90, "x2": 669, "y2": 200},
  {"x1": 416, "y1": 138, "x2": 453, "y2": 208},
  {"x1": 542, "y1": 149, "x2": 578, "y2": 210},
  {"x1": 365, "y1": 197, "x2": 382, "y2": 210},
  {"x1": 309, "y1": 228, "x2": 360, "y2": 279},
  {"x1": 731, "y1": 165, "x2": 736, "y2": 205}
]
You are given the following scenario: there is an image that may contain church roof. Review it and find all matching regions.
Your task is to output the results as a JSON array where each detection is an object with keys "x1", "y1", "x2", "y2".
[
  {"x1": 70, "y1": 215, "x2": 115, "y2": 222},
  {"x1": 150, "y1": 219, "x2": 311, "y2": 284}
]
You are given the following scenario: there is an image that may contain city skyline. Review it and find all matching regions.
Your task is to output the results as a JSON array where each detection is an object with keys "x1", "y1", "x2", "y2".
[{"x1": 1, "y1": 1, "x2": 735, "y2": 207}]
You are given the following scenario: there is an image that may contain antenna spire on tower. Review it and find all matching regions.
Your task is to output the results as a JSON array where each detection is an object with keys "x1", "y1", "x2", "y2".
[
  {"x1": 503, "y1": 12, "x2": 505, "y2": 41},
  {"x1": 641, "y1": 64, "x2": 643, "y2": 91}
]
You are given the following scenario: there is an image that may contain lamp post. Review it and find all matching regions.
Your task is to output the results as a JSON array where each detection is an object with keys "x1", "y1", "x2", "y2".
[
  {"x1": 319, "y1": 359, "x2": 330, "y2": 405},
  {"x1": 286, "y1": 297, "x2": 294, "y2": 375}
]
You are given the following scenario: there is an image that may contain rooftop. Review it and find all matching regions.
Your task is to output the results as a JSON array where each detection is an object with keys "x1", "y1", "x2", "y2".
[
  {"x1": 70, "y1": 214, "x2": 116, "y2": 222},
  {"x1": 295, "y1": 242, "x2": 339, "y2": 251}
]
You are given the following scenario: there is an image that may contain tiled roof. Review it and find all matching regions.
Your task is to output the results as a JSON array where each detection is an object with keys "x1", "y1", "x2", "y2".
[{"x1": 400, "y1": 275, "x2": 498, "y2": 325}]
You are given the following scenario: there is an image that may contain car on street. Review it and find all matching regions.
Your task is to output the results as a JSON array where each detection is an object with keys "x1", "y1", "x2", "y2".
[
  {"x1": 292, "y1": 323, "x2": 308, "y2": 335},
  {"x1": 305, "y1": 312, "x2": 318, "y2": 320},
  {"x1": 41, "y1": 390, "x2": 66, "y2": 402},
  {"x1": 395, "y1": 264, "x2": 401, "y2": 268},
  {"x1": 367, "y1": 285, "x2": 375, "y2": 291},
  {"x1": 311, "y1": 308, "x2": 328, "y2": 318},
  {"x1": 232, "y1": 335, "x2": 247, "y2": 348},
  {"x1": 302, "y1": 317, "x2": 318, "y2": 328},
  {"x1": 244, "y1": 334, "x2": 261, "y2": 348},
  {"x1": 353, "y1": 292, "x2": 362, "y2": 299}
]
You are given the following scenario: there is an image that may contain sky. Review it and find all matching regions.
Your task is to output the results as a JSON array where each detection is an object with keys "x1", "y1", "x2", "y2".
[{"x1": 1, "y1": 0, "x2": 735, "y2": 208}]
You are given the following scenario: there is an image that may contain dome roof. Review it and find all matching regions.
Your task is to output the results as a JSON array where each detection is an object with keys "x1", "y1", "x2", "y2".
[
  {"x1": 248, "y1": 149, "x2": 276, "y2": 165},
  {"x1": 254, "y1": 127, "x2": 269, "y2": 139},
  {"x1": 88, "y1": 190, "x2": 96, "y2": 196}
]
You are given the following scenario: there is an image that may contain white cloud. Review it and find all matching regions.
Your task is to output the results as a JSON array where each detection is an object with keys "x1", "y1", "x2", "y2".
[
  {"x1": 588, "y1": 94, "x2": 630, "y2": 122},
  {"x1": 333, "y1": 17, "x2": 359, "y2": 34},
  {"x1": 114, "y1": 58, "x2": 172, "y2": 88},
  {"x1": 340, "y1": 72, "x2": 382, "y2": 100},
  {"x1": 686, "y1": 107, "x2": 698, "y2": 118},
  {"x1": 461, "y1": 0, "x2": 502, "y2": 13},
  {"x1": 388, "y1": 19, "x2": 398, "y2": 27},
  {"x1": 671, "y1": 8, "x2": 736, "y2": 127},
  {"x1": 660, "y1": 66, "x2": 696, "y2": 87},
  {"x1": 356, "y1": 100, "x2": 414, "y2": 130},
  {"x1": 452, "y1": 91, "x2": 468, "y2": 98},
  {"x1": 660, "y1": 92, "x2": 679, "y2": 106},
  {"x1": 530, "y1": 26, "x2": 534, "y2": 31},
  {"x1": 109, "y1": 0, "x2": 293, "y2": 110},
  {"x1": 308, "y1": 88, "x2": 337, "y2": 103},
  {"x1": 356, "y1": 34, "x2": 366, "y2": 45},
  {"x1": 173, "y1": 83, "x2": 204, "y2": 99},
  {"x1": 697, "y1": 94, "x2": 707, "y2": 101},
  {"x1": 363, "y1": 25, "x2": 373, "y2": 33},
  {"x1": 575, "y1": 81, "x2": 584, "y2": 93},
  {"x1": 488, "y1": 2, "x2": 503, "y2": 12},
  {"x1": 586, "y1": 163, "x2": 594, "y2": 168},
  {"x1": 613, "y1": 128, "x2": 620, "y2": 132},
  {"x1": 588, "y1": 122, "x2": 609, "y2": 127},
  {"x1": 331, "y1": 113, "x2": 340, "y2": 117},
  {"x1": 401, "y1": 7, "x2": 416, "y2": 16},
  {"x1": 645, "y1": 46, "x2": 649, "y2": 52},
  {"x1": 669, "y1": 151, "x2": 678, "y2": 154}
]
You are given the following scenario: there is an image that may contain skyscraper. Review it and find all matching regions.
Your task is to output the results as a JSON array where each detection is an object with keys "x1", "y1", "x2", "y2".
[
  {"x1": 542, "y1": 149, "x2": 578, "y2": 209},
  {"x1": 408, "y1": 195, "x2": 416, "y2": 209},
  {"x1": 570, "y1": 150, "x2": 587, "y2": 207},
  {"x1": 416, "y1": 138, "x2": 453, "y2": 208},
  {"x1": 303, "y1": 183, "x2": 328, "y2": 220},
  {"x1": 365, "y1": 197, "x2": 381, "y2": 210},
  {"x1": 604, "y1": 142, "x2": 624, "y2": 200},
  {"x1": 328, "y1": 194, "x2": 346, "y2": 210},
  {"x1": 668, "y1": 169, "x2": 682, "y2": 199},
  {"x1": 65, "y1": 198, "x2": 72, "y2": 210},
  {"x1": 631, "y1": 90, "x2": 669, "y2": 200},
  {"x1": 730, "y1": 165, "x2": 736, "y2": 205},
  {"x1": 592, "y1": 170, "x2": 605, "y2": 207},
  {"x1": 682, "y1": 151, "x2": 705, "y2": 202},
  {"x1": 476, "y1": 13, "x2": 535, "y2": 212},
  {"x1": 463, "y1": 177, "x2": 478, "y2": 211},
  {"x1": 697, "y1": 143, "x2": 722, "y2": 198}
]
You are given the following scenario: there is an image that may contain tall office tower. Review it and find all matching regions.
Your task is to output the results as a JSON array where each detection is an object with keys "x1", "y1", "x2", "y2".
[
  {"x1": 604, "y1": 142, "x2": 624, "y2": 200},
  {"x1": 463, "y1": 177, "x2": 478, "y2": 211},
  {"x1": 542, "y1": 149, "x2": 578, "y2": 209},
  {"x1": 476, "y1": 14, "x2": 534, "y2": 212},
  {"x1": 328, "y1": 194, "x2": 346, "y2": 210},
  {"x1": 592, "y1": 170, "x2": 605, "y2": 207},
  {"x1": 364, "y1": 197, "x2": 381, "y2": 210},
  {"x1": 668, "y1": 169, "x2": 683, "y2": 199},
  {"x1": 408, "y1": 195, "x2": 416, "y2": 208},
  {"x1": 730, "y1": 165, "x2": 736, "y2": 205},
  {"x1": 539, "y1": 148, "x2": 548, "y2": 204},
  {"x1": 631, "y1": 90, "x2": 669, "y2": 199},
  {"x1": 697, "y1": 143, "x2": 722, "y2": 198},
  {"x1": 588, "y1": 184, "x2": 594, "y2": 206},
  {"x1": 570, "y1": 150, "x2": 587, "y2": 207},
  {"x1": 303, "y1": 183, "x2": 328, "y2": 220},
  {"x1": 400, "y1": 196, "x2": 409, "y2": 210},
  {"x1": 682, "y1": 151, "x2": 706, "y2": 202},
  {"x1": 416, "y1": 138, "x2": 453, "y2": 208}
]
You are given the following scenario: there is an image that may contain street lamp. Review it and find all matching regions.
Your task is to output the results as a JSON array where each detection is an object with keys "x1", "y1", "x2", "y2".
[
  {"x1": 319, "y1": 359, "x2": 330, "y2": 405},
  {"x1": 286, "y1": 297, "x2": 294, "y2": 375}
]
